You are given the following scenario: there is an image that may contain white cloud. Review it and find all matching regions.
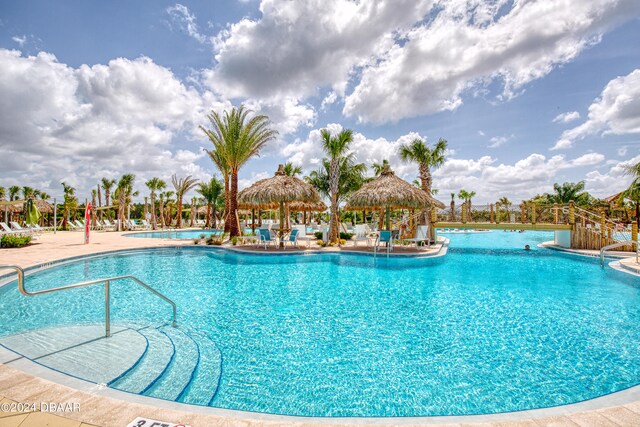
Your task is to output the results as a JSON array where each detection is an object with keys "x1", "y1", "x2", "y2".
[
  {"x1": 618, "y1": 146, "x2": 628, "y2": 156},
  {"x1": 488, "y1": 136, "x2": 509, "y2": 148},
  {"x1": 11, "y1": 35, "x2": 26, "y2": 47},
  {"x1": 552, "y1": 68, "x2": 640, "y2": 150},
  {"x1": 166, "y1": 3, "x2": 208, "y2": 44},
  {"x1": 0, "y1": 49, "x2": 218, "y2": 199},
  {"x1": 320, "y1": 91, "x2": 337, "y2": 111},
  {"x1": 553, "y1": 111, "x2": 581, "y2": 123},
  {"x1": 584, "y1": 154, "x2": 640, "y2": 197}
]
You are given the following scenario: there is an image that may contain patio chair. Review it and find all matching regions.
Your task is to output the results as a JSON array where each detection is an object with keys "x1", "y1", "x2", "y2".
[
  {"x1": 352, "y1": 224, "x2": 373, "y2": 247},
  {"x1": 1, "y1": 222, "x2": 22, "y2": 235},
  {"x1": 258, "y1": 228, "x2": 277, "y2": 249},
  {"x1": 283, "y1": 228, "x2": 299, "y2": 249},
  {"x1": 404, "y1": 225, "x2": 430, "y2": 247},
  {"x1": 293, "y1": 225, "x2": 313, "y2": 247},
  {"x1": 374, "y1": 230, "x2": 393, "y2": 256}
]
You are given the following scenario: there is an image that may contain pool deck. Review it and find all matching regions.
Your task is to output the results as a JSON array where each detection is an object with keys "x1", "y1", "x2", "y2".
[{"x1": 1, "y1": 230, "x2": 640, "y2": 427}]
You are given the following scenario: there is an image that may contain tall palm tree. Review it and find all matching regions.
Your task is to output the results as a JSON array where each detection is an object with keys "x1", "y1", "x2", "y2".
[
  {"x1": 9, "y1": 186, "x2": 20, "y2": 201},
  {"x1": 97, "y1": 185, "x2": 103, "y2": 221},
  {"x1": 163, "y1": 191, "x2": 175, "y2": 227},
  {"x1": 39, "y1": 191, "x2": 50, "y2": 201},
  {"x1": 158, "y1": 192, "x2": 166, "y2": 229},
  {"x1": 450, "y1": 193, "x2": 456, "y2": 221},
  {"x1": 283, "y1": 162, "x2": 303, "y2": 177},
  {"x1": 101, "y1": 178, "x2": 116, "y2": 220},
  {"x1": 546, "y1": 181, "x2": 589, "y2": 204},
  {"x1": 320, "y1": 128, "x2": 354, "y2": 242},
  {"x1": 172, "y1": 175, "x2": 198, "y2": 228},
  {"x1": 146, "y1": 177, "x2": 166, "y2": 230},
  {"x1": 458, "y1": 189, "x2": 476, "y2": 219},
  {"x1": 21, "y1": 186, "x2": 34, "y2": 200},
  {"x1": 114, "y1": 174, "x2": 135, "y2": 231},
  {"x1": 197, "y1": 177, "x2": 224, "y2": 228},
  {"x1": 205, "y1": 148, "x2": 229, "y2": 227},
  {"x1": 61, "y1": 182, "x2": 77, "y2": 230},
  {"x1": 398, "y1": 137, "x2": 447, "y2": 196},
  {"x1": 622, "y1": 161, "x2": 640, "y2": 229},
  {"x1": 0, "y1": 186, "x2": 5, "y2": 201},
  {"x1": 200, "y1": 105, "x2": 278, "y2": 237}
]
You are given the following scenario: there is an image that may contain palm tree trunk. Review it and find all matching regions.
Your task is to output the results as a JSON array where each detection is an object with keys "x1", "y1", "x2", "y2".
[
  {"x1": 176, "y1": 197, "x2": 183, "y2": 228},
  {"x1": 229, "y1": 172, "x2": 240, "y2": 237},
  {"x1": 205, "y1": 204, "x2": 211, "y2": 228},
  {"x1": 223, "y1": 173, "x2": 230, "y2": 232},
  {"x1": 150, "y1": 192, "x2": 157, "y2": 230},
  {"x1": 159, "y1": 198, "x2": 165, "y2": 228},
  {"x1": 329, "y1": 160, "x2": 339, "y2": 242},
  {"x1": 97, "y1": 186, "x2": 103, "y2": 221}
]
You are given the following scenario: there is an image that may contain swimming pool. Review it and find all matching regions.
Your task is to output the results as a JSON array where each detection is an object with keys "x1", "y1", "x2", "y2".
[
  {"x1": 125, "y1": 229, "x2": 225, "y2": 239},
  {"x1": 0, "y1": 232, "x2": 638, "y2": 417}
]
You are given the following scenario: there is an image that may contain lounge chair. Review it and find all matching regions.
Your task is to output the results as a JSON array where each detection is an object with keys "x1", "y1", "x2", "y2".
[
  {"x1": 1, "y1": 222, "x2": 23, "y2": 235},
  {"x1": 404, "y1": 225, "x2": 430, "y2": 247},
  {"x1": 374, "y1": 230, "x2": 393, "y2": 256},
  {"x1": 352, "y1": 224, "x2": 373, "y2": 247},
  {"x1": 10, "y1": 221, "x2": 35, "y2": 236},
  {"x1": 258, "y1": 228, "x2": 277, "y2": 249},
  {"x1": 293, "y1": 225, "x2": 313, "y2": 247},
  {"x1": 283, "y1": 228, "x2": 299, "y2": 248}
]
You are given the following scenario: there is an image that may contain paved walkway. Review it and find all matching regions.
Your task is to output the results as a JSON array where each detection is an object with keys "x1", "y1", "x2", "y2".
[{"x1": 1, "y1": 231, "x2": 639, "y2": 427}]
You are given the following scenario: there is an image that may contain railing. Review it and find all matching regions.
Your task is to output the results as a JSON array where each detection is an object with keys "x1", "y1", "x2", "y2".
[
  {"x1": 600, "y1": 241, "x2": 639, "y2": 268},
  {"x1": 0, "y1": 264, "x2": 177, "y2": 337}
]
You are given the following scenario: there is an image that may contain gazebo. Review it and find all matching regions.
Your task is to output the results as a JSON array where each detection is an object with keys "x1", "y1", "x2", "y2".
[
  {"x1": 238, "y1": 164, "x2": 322, "y2": 246},
  {"x1": 346, "y1": 165, "x2": 444, "y2": 232}
]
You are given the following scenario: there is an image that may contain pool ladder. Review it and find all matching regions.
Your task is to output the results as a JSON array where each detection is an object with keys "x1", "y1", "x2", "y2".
[
  {"x1": 599, "y1": 240, "x2": 638, "y2": 268},
  {"x1": 0, "y1": 264, "x2": 177, "y2": 337}
]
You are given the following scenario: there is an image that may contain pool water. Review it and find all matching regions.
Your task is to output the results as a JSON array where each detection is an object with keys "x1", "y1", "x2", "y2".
[
  {"x1": 126, "y1": 229, "x2": 225, "y2": 239},
  {"x1": 0, "y1": 232, "x2": 638, "y2": 417}
]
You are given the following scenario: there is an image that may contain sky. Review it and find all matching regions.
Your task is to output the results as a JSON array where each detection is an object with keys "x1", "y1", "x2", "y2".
[{"x1": 1, "y1": 0, "x2": 639, "y2": 204}]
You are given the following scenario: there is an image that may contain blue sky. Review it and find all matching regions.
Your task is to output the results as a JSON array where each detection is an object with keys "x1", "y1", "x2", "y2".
[{"x1": 1, "y1": 0, "x2": 639, "y2": 203}]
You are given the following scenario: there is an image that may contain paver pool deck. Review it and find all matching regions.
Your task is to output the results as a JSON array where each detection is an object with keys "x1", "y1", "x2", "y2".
[{"x1": 1, "y1": 230, "x2": 639, "y2": 427}]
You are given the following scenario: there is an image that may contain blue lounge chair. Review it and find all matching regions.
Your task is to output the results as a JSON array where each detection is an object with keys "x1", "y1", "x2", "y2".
[{"x1": 283, "y1": 228, "x2": 299, "y2": 248}]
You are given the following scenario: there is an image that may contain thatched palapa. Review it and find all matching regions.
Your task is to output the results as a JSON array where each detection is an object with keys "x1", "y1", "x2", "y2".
[{"x1": 0, "y1": 199, "x2": 54, "y2": 214}]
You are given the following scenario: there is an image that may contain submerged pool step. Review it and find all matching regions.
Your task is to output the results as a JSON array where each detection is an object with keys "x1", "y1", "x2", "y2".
[
  {"x1": 143, "y1": 325, "x2": 199, "y2": 401},
  {"x1": 176, "y1": 326, "x2": 223, "y2": 406},
  {"x1": 109, "y1": 326, "x2": 174, "y2": 394}
]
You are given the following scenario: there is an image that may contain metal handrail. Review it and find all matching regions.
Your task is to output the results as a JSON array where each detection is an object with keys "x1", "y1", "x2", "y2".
[
  {"x1": 599, "y1": 240, "x2": 639, "y2": 268},
  {"x1": 0, "y1": 264, "x2": 177, "y2": 337}
]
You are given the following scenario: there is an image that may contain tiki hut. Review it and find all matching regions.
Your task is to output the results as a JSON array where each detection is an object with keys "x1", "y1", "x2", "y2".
[
  {"x1": 238, "y1": 164, "x2": 322, "y2": 245},
  {"x1": 0, "y1": 199, "x2": 54, "y2": 224},
  {"x1": 346, "y1": 165, "x2": 444, "y2": 230}
]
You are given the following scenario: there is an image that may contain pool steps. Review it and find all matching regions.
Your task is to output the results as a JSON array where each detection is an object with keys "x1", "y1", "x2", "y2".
[{"x1": 0, "y1": 323, "x2": 223, "y2": 407}]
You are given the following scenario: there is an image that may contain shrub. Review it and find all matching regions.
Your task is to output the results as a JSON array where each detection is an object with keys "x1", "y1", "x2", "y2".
[
  {"x1": 231, "y1": 236, "x2": 238, "y2": 246},
  {"x1": 316, "y1": 239, "x2": 326, "y2": 247},
  {"x1": 1, "y1": 235, "x2": 32, "y2": 248},
  {"x1": 339, "y1": 232, "x2": 353, "y2": 240},
  {"x1": 314, "y1": 231, "x2": 323, "y2": 240},
  {"x1": 339, "y1": 238, "x2": 347, "y2": 245},
  {"x1": 193, "y1": 238, "x2": 200, "y2": 245},
  {"x1": 199, "y1": 233, "x2": 206, "y2": 239}
]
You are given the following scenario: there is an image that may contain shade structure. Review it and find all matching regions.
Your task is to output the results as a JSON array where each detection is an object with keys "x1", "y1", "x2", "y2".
[
  {"x1": 345, "y1": 165, "x2": 444, "y2": 229},
  {"x1": 0, "y1": 199, "x2": 53, "y2": 214},
  {"x1": 238, "y1": 164, "x2": 322, "y2": 246}
]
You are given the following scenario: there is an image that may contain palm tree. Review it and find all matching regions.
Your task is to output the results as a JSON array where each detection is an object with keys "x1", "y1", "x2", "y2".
[
  {"x1": 621, "y1": 161, "x2": 640, "y2": 229},
  {"x1": 307, "y1": 153, "x2": 367, "y2": 236},
  {"x1": 458, "y1": 189, "x2": 476, "y2": 219},
  {"x1": 283, "y1": 162, "x2": 303, "y2": 177},
  {"x1": 197, "y1": 177, "x2": 223, "y2": 228},
  {"x1": 101, "y1": 178, "x2": 116, "y2": 220},
  {"x1": 398, "y1": 137, "x2": 447, "y2": 196},
  {"x1": 498, "y1": 196, "x2": 511, "y2": 222},
  {"x1": 372, "y1": 159, "x2": 390, "y2": 177},
  {"x1": 146, "y1": 177, "x2": 166, "y2": 230},
  {"x1": 9, "y1": 186, "x2": 20, "y2": 201},
  {"x1": 21, "y1": 186, "x2": 35, "y2": 200},
  {"x1": 450, "y1": 193, "x2": 456, "y2": 221},
  {"x1": 205, "y1": 148, "x2": 229, "y2": 227},
  {"x1": 320, "y1": 128, "x2": 354, "y2": 242},
  {"x1": 0, "y1": 186, "x2": 5, "y2": 201},
  {"x1": 158, "y1": 192, "x2": 166, "y2": 229},
  {"x1": 171, "y1": 175, "x2": 198, "y2": 228},
  {"x1": 39, "y1": 192, "x2": 50, "y2": 201},
  {"x1": 114, "y1": 174, "x2": 135, "y2": 231},
  {"x1": 546, "y1": 181, "x2": 589, "y2": 204},
  {"x1": 200, "y1": 105, "x2": 278, "y2": 237},
  {"x1": 163, "y1": 191, "x2": 175, "y2": 227},
  {"x1": 61, "y1": 182, "x2": 77, "y2": 230}
]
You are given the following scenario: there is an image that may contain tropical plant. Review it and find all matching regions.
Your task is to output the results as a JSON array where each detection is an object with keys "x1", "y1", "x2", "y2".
[
  {"x1": 621, "y1": 161, "x2": 640, "y2": 227},
  {"x1": 398, "y1": 137, "x2": 447, "y2": 196},
  {"x1": 205, "y1": 148, "x2": 229, "y2": 226},
  {"x1": 545, "y1": 181, "x2": 589, "y2": 205},
  {"x1": 498, "y1": 196, "x2": 511, "y2": 222},
  {"x1": 163, "y1": 191, "x2": 175, "y2": 227},
  {"x1": 0, "y1": 186, "x2": 5, "y2": 201},
  {"x1": 101, "y1": 178, "x2": 116, "y2": 220},
  {"x1": 372, "y1": 159, "x2": 390, "y2": 177},
  {"x1": 171, "y1": 175, "x2": 198, "y2": 228},
  {"x1": 197, "y1": 177, "x2": 224, "y2": 228},
  {"x1": 200, "y1": 105, "x2": 278, "y2": 237},
  {"x1": 319, "y1": 128, "x2": 355, "y2": 242},
  {"x1": 21, "y1": 186, "x2": 35, "y2": 200},
  {"x1": 458, "y1": 189, "x2": 476, "y2": 219},
  {"x1": 283, "y1": 162, "x2": 302, "y2": 177},
  {"x1": 114, "y1": 174, "x2": 135, "y2": 231},
  {"x1": 39, "y1": 192, "x2": 50, "y2": 201},
  {"x1": 145, "y1": 177, "x2": 166, "y2": 230},
  {"x1": 61, "y1": 182, "x2": 77, "y2": 230},
  {"x1": 450, "y1": 193, "x2": 456, "y2": 221},
  {"x1": 9, "y1": 186, "x2": 20, "y2": 201}
]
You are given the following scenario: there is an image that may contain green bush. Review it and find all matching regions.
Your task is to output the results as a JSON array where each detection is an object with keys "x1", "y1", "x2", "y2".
[
  {"x1": 1, "y1": 235, "x2": 32, "y2": 248},
  {"x1": 314, "y1": 231, "x2": 323, "y2": 239},
  {"x1": 231, "y1": 236, "x2": 238, "y2": 246},
  {"x1": 339, "y1": 232, "x2": 354, "y2": 240}
]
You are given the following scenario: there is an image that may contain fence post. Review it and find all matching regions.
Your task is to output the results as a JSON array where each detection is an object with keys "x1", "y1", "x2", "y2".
[
  {"x1": 600, "y1": 209, "x2": 606, "y2": 248},
  {"x1": 520, "y1": 203, "x2": 526, "y2": 223},
  {"x1": 568, "y1": 200, "x2": 575, "y2": 225},
  {"x1": 531, "y1": 203, "x2": 536, "y2": 224},
  {"x1": 461, "y1": 202, "x2": 467, "y2": 224},
  {"x1": 554, "y1": 203, "x2": 559, "y2": 224},
  {"x1": 490, "y1": 203, "x2": 495, "y2": 223}
]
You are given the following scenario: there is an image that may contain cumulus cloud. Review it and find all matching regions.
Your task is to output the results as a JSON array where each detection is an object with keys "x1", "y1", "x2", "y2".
[
  {"x1": 584, "y1": 154, "x2": 640, "y2": 196},
  {"x1": 11, "y1": 35, "x2": 26, "y2": 47},
  {"x1": 553, "y1": 111, "x2": 581, "y2": 123},
  {"x1": 0, "y1": 49, "x2": 220, "y2": 198},
  {"x1": 488, "y1": 136, "x2": 510, "y2": 148},
  {"x1": 552, "y1": 69, "x2": 640, "y2": 150},
  {"x1": 166, "y1": 3, "x2": 208, "y2": 44}
]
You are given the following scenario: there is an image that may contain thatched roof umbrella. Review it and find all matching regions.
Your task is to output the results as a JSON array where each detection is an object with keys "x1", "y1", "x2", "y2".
[
  {"x1": 346, "y1": 165, "x2": 444, "y2": 230},
  {"x1": 238, "y1": 164, "x2": 322, "y2": 246}
]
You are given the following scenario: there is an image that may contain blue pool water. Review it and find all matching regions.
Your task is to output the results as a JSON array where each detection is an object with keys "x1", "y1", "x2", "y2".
[
  {"x1": 0, "y1": 231, "x2": 639, "y2": 417},
  {"x1": 125, "y1": 229, "x2": 225, "y2": 239}
]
